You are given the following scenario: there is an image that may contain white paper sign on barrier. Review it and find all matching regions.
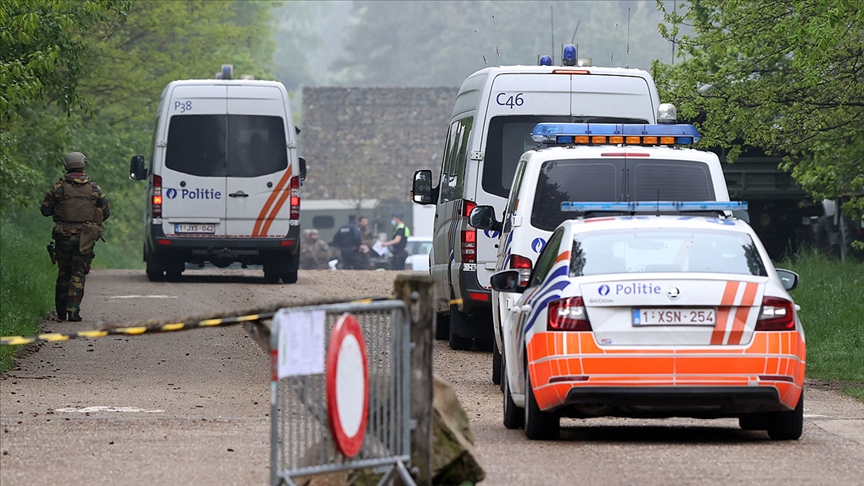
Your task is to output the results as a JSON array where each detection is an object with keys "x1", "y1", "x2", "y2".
[{"x1": 275, "y1": 308, "x2": 325, "y2": 378}]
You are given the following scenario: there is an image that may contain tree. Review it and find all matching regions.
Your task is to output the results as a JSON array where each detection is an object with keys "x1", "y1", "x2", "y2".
[{"x1": 653, "y1": 0, "x2": 864, "y2": 219}]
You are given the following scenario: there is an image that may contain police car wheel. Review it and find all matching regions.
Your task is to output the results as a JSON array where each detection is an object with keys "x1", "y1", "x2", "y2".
[
  {"x1": 524, "y1": 362, "x2": 560, "y2": 440},
  {"x1": 766, "y1": 391, "x2": 804, "y2": 440},
  {"x1": 502, "y1": 359, "x2": 523, "y2": 429}
]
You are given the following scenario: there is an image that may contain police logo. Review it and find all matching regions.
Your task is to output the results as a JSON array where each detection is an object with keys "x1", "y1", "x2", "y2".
[
  {"x1": 484, "y1": 230, "x2": 501, "y2": 239},
  {"x1": 531, "y1": 238, "x2": 545, "y2": 253},
  {"x1": 165, "y1": 188, "x2": 178, "y2": 199},
  {"x1": 598, "y1": 284, "x2": 610, "y2": 296},
  {"x1": 666, "y1": 286, "x2": 681, "y2": 300}
]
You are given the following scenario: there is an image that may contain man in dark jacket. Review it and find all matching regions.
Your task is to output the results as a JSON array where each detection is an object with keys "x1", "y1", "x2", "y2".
[
  {"x1": 41, "y1": 152, "x2": 110, "y2": 321},
  {"x1": 332, "y1": 214, "x2": 362, "y2": 270}
]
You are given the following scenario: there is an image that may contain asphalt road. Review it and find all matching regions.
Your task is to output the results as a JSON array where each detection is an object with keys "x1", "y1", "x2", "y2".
[{"x1": 1, "y1": 268, "x2": 863, "y2": 485}]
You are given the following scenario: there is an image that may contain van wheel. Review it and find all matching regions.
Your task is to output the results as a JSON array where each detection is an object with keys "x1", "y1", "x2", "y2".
[
  {"x1": 145, "y1": 251, "x2": 165, "y2": 282},
  {"x1": 448, "y1": 305, "x2": 473, "y2": 350},
  {"x1": 435, "y1": 312, "x2": 450, "y2": 341},
  {"x1": 502, "y1": 357, "x2": 523, "y2": 429},
  {"x1": 263, "y1": 270, "x2": 281, "y2": 284},
  {"x1": 492, "y1": 337, "x2": 502, "y2": 386},
  {"x1": 165, "y1": 270, "x2": 182, "y2": 282},
  {"x1": 766, "y1": 392, "x2": 804, "y2": 440},
  {"x1": 281, "y1": 251, "x2": 300, "y2": 284}
]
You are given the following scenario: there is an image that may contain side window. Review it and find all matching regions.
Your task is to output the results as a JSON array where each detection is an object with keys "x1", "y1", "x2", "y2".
[
  {"x1": 502, "y1": 161, "x2": 527, "y2": 233},
  {"x1": 439, "y1": 117, "x2": 473, "y2": 203},
  {"x1": 530, "y1": 229, "x2": 565, "y2": 286}
]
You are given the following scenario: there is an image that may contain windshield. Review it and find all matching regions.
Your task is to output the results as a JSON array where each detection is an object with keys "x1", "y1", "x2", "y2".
[
  {"x1": 165, "y1": 114, "x2": 288, "y2": 177},
  {"x1": 569, "y1": 228, "x2": 767, "y2": 277},
  {"x1": 482, "y1": 115, "x2": 648, "y2": 198}
]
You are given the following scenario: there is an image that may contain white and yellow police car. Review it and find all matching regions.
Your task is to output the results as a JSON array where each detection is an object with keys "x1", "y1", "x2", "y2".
[{"x1": 489, "y1": 202, "x2": 805, "y2": 441}]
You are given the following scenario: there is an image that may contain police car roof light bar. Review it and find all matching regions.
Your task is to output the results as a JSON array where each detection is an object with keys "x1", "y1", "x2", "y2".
[
  {"x1": 531, "y1": 123, "x2": 701, "y2": 146},
  {"x1": 560, "y1": 201, "x2": 748, "y2": 213}
]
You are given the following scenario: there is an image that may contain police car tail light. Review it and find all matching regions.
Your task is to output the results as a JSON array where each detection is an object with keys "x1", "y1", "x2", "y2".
[
  {"x1": 509, "y1": 254, "x2": 532, "y2": 286},
  {"x1": 152, "y1": 174, "x2": 163, "y2": 218},
  {"x1": 755, "y1": 296, "x2": 795, "y2": 331},
  {"x1": 289, "y1": 176, "x2": 300, "y2": 221},
  {"x1": 461, "y1": 230, "x2": 476, "y2": 263},
  {"x1": 548, "y1": 297, "x2": 592, "y2": 331}
]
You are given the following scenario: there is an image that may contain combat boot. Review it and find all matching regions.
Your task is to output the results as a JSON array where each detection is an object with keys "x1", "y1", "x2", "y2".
[
  {"x1": 67, "y1": 311, "x2": 82, "y2": 322},
  {"x1": 56, "y1": 309, "x2": 67, "y2": 321}
]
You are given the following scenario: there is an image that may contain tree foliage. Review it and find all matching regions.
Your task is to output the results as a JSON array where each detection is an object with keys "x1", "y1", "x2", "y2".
[
  {"x1": 653, "y1": 0, "x2": 864, "y2": 218},
  {"x1": 2, "y1": 0, "x2": 278, "y2": 263}
]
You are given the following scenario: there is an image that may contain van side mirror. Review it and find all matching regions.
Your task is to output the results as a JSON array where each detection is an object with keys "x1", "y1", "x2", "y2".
[
  {"x1": 469, "y1": 205, "x2": 502, "y2": 232},
  {"x1": 299, "y1": 156, "x2": 307, "y2": 183},
  {"x1": 776, "y1": 269, "x2": 799, "y2": 291},
  {"x1": 490, "y1": 270, "x2": 525, "y2": 293},
  {"x1": 129, "y1": 155, "x2": 147, "y2": 181},
  {"x1": 412, "y1": 170, "x2": 437, "y2": 205}
]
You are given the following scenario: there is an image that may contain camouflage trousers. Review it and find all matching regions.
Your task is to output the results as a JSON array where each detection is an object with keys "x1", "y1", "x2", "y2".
[{"x1": 54, "y1": 235, "x2": 93, "y2": 313}]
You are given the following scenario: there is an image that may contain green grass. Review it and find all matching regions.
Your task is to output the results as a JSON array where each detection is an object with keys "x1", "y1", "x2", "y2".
[
  {"x1": 776, "y1": 251, "x2": 864, "y2": 389},
  {"x1": 0, "y1": 213, "x2": 57, "y2": 369}
]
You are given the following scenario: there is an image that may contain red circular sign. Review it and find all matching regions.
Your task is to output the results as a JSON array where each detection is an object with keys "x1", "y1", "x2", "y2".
[{"x1": 325, "y1": 313, "x2": 369, "y2": 458}]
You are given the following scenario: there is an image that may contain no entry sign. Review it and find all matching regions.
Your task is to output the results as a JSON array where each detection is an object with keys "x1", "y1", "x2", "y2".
[{"x1": 325, "y1": 313, "x2": 369, "y2": 458}]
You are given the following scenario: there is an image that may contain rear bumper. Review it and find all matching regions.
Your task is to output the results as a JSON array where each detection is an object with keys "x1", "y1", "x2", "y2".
[
  {"x1": 456, "y1": 267, "x2": 491, "y2": 313},
  {"x1": 146, "y1": 225, "x2": 299, "y2": 263},
  {"x1": 526, "y1": 331, "x2": 806, "y2": 417},
  {"x1": 556, "y1": 386, "x2": 794, "y2": 418}
]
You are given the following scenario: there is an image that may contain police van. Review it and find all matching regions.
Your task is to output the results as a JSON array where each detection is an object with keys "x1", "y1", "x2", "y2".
[
  {"x1": 411, "y1": 47, "x2": 663, "y2": 350},
  {"x1": 469, "y1": 122, "x2": 732, "y2": 384},
  {"x1": 129, "y1": 65, "x2": 306, "y2": 283}
]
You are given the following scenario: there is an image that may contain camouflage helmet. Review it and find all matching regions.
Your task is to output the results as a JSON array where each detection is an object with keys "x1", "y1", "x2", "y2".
[{"x1": 64, "y1": 152, "x2": 87, "y2": 170}]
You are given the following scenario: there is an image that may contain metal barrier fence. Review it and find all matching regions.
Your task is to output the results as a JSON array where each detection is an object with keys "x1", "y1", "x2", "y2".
[{"x1": 270, "y1": 300, "x2": 415, "y2": 486}]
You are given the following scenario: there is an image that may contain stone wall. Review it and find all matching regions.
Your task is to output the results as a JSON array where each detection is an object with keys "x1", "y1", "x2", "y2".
[{"x1": 300, "y1": 87, "x2": 458, "y2": 202}]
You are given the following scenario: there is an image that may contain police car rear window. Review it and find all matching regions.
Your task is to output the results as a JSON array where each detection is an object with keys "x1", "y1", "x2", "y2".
[
  {"x1": 569, "y1": 229, "x2": 767, "y2": 277},
  {"x1": 166, "y1": 115, "x2": 288, "y2": 177}
]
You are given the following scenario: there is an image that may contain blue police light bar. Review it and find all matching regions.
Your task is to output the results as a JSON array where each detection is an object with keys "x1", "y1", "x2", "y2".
[
  {"x1": 539, "y1": 55, "x2": 553, "y2": 66},
  {"x1": 531, "y1": 122, "x2": 702, "y2": 145},
  {"x1": 561, "y1": 201, "x2": 748, "y2": 212}
]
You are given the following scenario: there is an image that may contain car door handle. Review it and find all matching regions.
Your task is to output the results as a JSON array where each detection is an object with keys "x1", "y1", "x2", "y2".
[{"x1": 229, "y1": 191, "x2": 249, "y2": 198}]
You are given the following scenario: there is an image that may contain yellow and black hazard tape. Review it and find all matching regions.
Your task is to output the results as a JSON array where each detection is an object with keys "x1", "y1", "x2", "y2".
[
  {"x1": 0, "y1": 296, "x2": 393, "y2": 346},
  {"x1": 0, "y1": 313, "x2": 270, "y2": 346}
]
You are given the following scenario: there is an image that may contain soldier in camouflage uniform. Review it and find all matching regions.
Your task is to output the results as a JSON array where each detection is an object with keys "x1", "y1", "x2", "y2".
[
  {"x1": 41, "y1": 152, "x2": 110, "y2": 322},
  {"x1": 299, "y1": 229, "x2": 332, "y2": 270},
  {"x1": 357, "y1": 215, "x2": 375, "y2": 270}
]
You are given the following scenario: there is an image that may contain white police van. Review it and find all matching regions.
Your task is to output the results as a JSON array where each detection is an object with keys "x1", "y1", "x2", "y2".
[
  {"x1": 130, "y1": 65, "x2": 306, "y2": 283},
  {"x1": 469, "y1": 122, "x2": 732, "y2": 384},
  {"x1": 411, "y1": 46, "x2": 663, "y2": 350}
]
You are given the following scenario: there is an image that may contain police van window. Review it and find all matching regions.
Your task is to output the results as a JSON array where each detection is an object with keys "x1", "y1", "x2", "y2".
[
  {"x1": 530, "y1": 228, "x2": 565, "y2": 286},
  {"x1": 166, "y1": 115, "x2": 228, "y2": 177},
  {"x1": 629, "y1": 160, "x2": 714, "y2": 201},
  {"x1": 227, "y1": 115, "x2": 288, "y2": 177},
  {"x1": 483, "y1": 115, "x2": 570, "y2": 198},
  {"x1": 502, "y1": 162, "x2": 527, "y2": 234},
  {"x1": 439, "y1": 117, "x2": 472, "y2": 203},
  {"x1": 531, "y1": 160, "x2": 621, "y2": 231}
]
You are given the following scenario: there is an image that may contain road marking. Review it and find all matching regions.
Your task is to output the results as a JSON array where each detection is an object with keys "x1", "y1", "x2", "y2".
[
  {"x1": 55, "y1": 406, "x2": 165, "y2": 413},
  {"x1": 109, "y1": 295, "x2": 179, "y2": 299}
]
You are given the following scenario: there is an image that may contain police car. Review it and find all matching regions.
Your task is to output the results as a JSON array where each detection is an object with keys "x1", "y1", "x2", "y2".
[
  {"x1": 470, "y1": 122, "x2": 731, "y2": 385},
  {"x1": 489, "y1": 202, "x2": 805, "y2": 441}
]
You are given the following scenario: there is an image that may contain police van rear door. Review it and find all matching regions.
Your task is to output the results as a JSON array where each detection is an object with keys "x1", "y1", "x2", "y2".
[
  {"x1": 162, "y1": 85, "x2": 228, "y2": 237},
  {"x1": 224, "y1": 85, "x2": 292, "y2": 238}
]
